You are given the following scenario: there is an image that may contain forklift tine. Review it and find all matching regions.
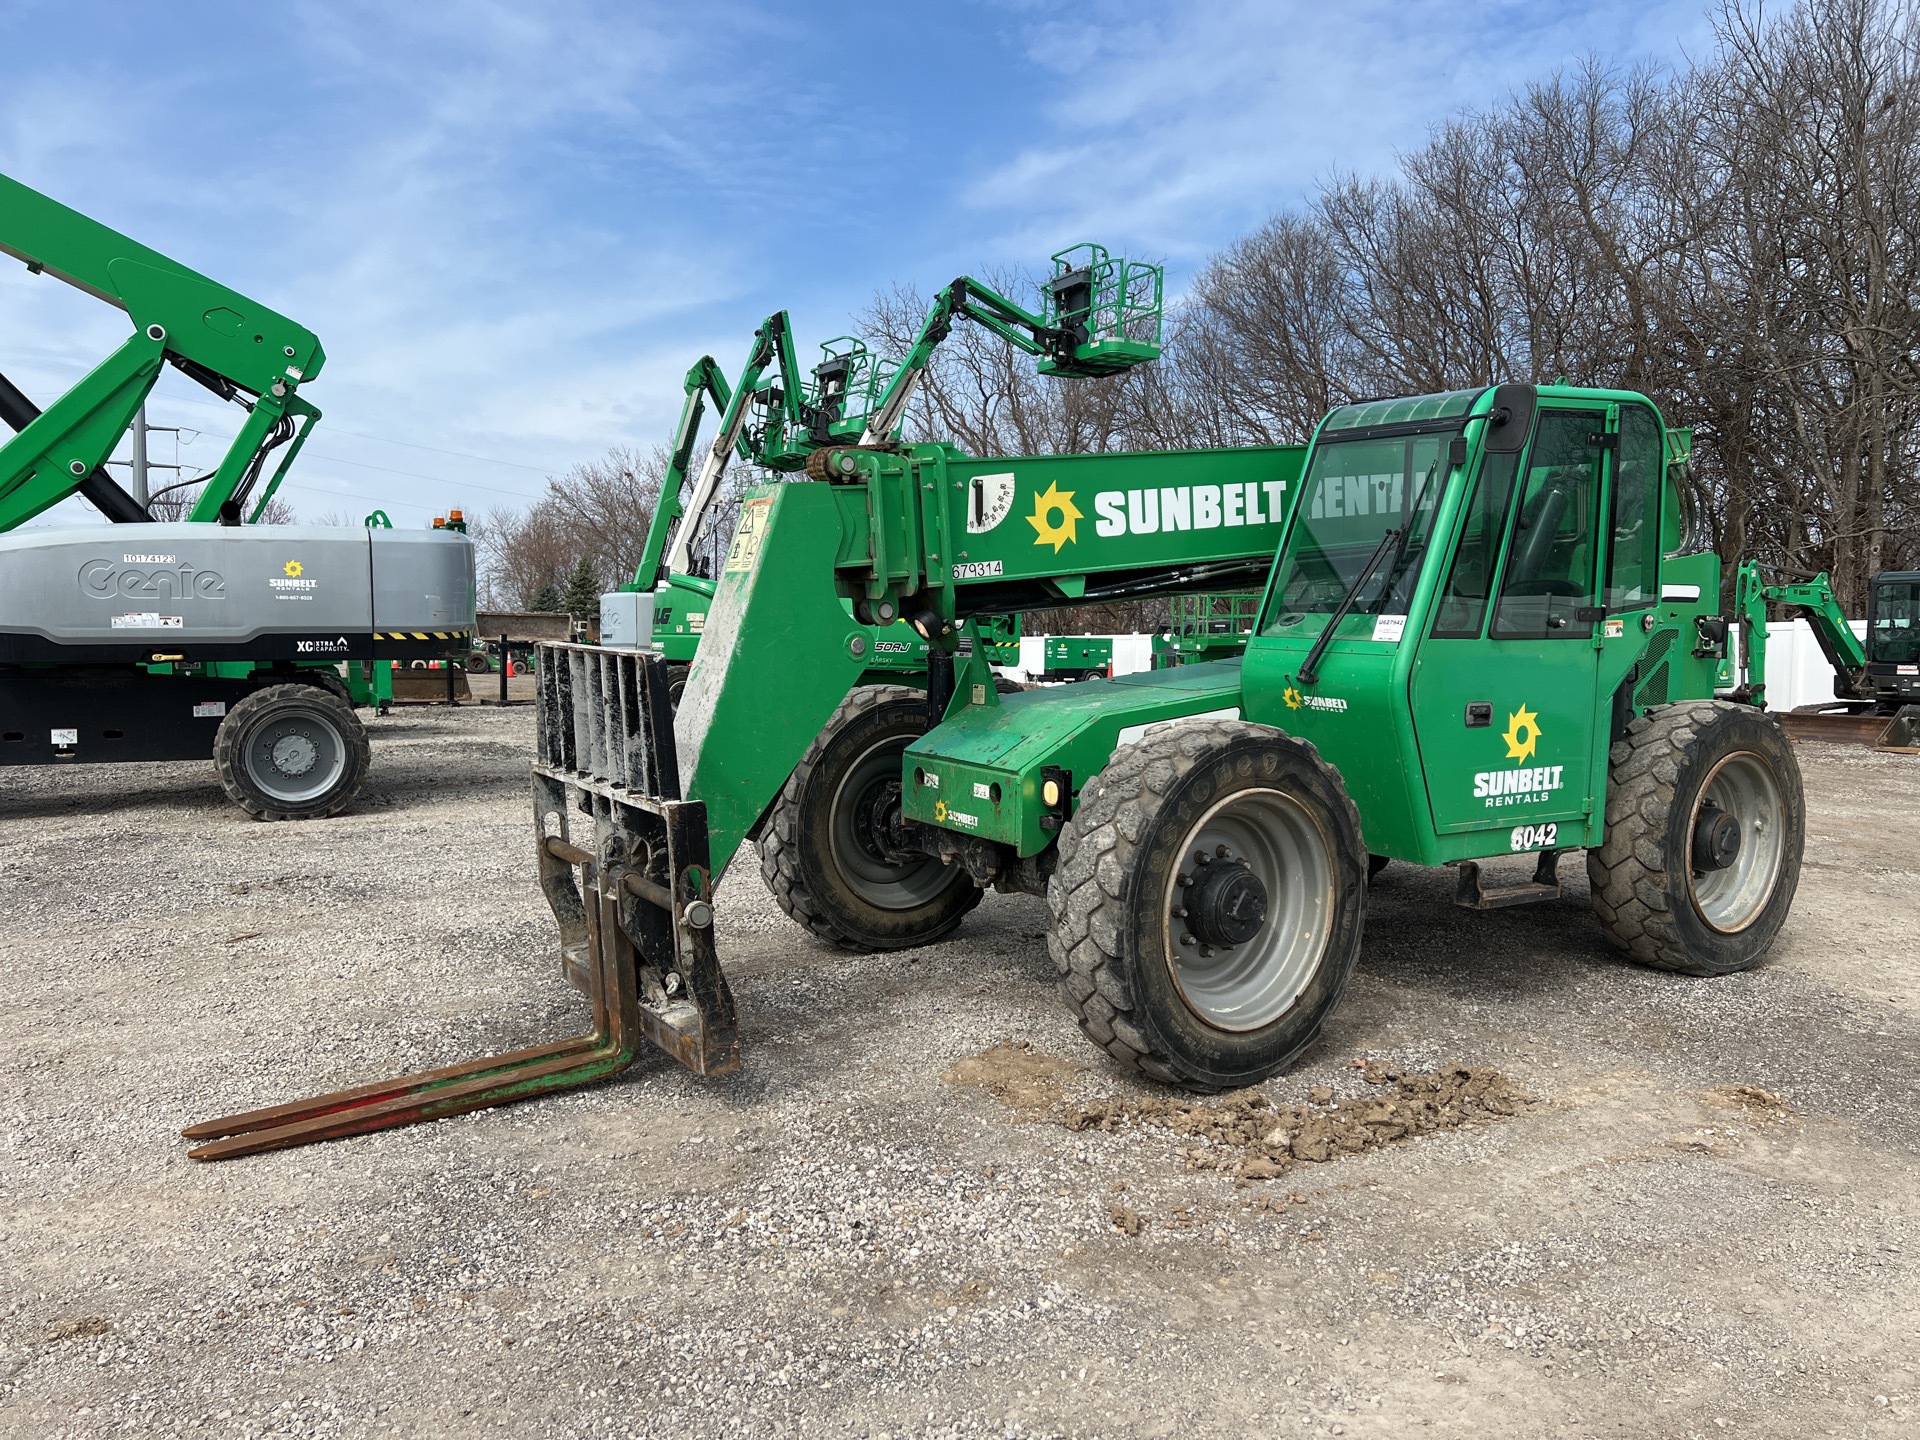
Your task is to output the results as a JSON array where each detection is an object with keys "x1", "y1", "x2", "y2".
[
  {"x1": 186, "y1": 888, "x2": 643, "y2": 1160},
  {"x1": 185, "y1": 1042, "x2": 639, "y2": 1160},
  {"x1": 178, "y1": 1034, "x2": 606, "y2": 1142}
]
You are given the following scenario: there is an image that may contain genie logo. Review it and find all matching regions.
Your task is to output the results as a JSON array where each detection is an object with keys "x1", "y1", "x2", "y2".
[{"x1": 80, "y1": 558, "x2": 226, "y2": 601}]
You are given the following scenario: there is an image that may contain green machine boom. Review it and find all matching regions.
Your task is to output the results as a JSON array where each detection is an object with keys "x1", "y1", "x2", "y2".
[
  {"x1": 0, "y1": 170, "x2": 473, "y2": 817},
  {"x1": 1725, "y1": 561, "x2": 1920, "y2": 749},
  {"x1": 191, "y1": 376, "x2": 1818, "y2": 1157},
  {"x1": 620, "y1": 246, "x2": 1162, "y2": 694},
  {"x1": 0, "y1": 171, "x2": 324, "y2": 529}
]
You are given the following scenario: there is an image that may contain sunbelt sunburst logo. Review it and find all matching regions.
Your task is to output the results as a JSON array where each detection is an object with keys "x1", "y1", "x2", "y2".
[
  {"x1": 1028, "y1": 483, "x2": 1082, "y2": 552},
  {"x1": 1023, "y1": 476, "x2": 1290, "y2": 553},
  {"x1": 270, "y1": 557, "x2": 317, "y2": 592},
  {"x1": 1284, "y1": 683, "x2": 1347, "y2": 714},
  {"x1": 1473, "y1": 704, "x2": 1564, "y2": 808}
]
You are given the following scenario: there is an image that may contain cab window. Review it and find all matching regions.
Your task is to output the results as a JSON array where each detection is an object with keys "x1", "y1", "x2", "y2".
[
  {"x1": 1490, "y1": 411, "x2": 1600, "y2": 640},
  {"x1": 1872, "y1": 579, "x2": 1920, "y2": 665},
  {"x1": 1606, "y1": 405, "x2": 1662, "y2": 611},
  {"x1": 1430, "y1": 452, "x2": 1521, "y2": 637}
]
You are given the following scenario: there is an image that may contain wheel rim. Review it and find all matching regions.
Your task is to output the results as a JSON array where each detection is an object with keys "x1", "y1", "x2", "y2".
[
  {"x1": 1161, "y1": 787, "x2": 1336, "y2": 1032},
  {"x1": 243, "y1": 707, "x2": 349, "y2": 804},
  {"x1": 1688, "y1": 750, "x2": 1786, "y2": 934},
  {"x1": 829, "y1": 735, "x2": 957, "y2": 910}
]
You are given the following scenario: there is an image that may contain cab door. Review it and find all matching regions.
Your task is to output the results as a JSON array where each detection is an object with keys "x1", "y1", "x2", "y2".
[{"x1": 1409, "y1": 403, "x2": 1612, "y2": 846}]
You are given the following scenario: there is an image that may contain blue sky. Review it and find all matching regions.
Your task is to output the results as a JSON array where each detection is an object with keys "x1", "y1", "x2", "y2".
[{"x1": 0, "y1": 0, "x2": 1717, "y2": 528}]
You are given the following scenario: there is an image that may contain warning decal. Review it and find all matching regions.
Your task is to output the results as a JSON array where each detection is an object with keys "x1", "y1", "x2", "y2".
[{"x1": 724, "y1": 498, "x2": 775, "y2": 574}]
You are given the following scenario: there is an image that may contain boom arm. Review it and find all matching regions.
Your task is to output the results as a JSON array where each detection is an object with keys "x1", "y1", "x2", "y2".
[
  {"x1": 1730, "y1": 560, "x2": 1867, "y2": 704},
  {"x1": 662, "y1": 314, "x2": 787, "y2": 578},
  {"x1": 0, "y1": 170, "x2": 325, "y2": 530},
  {"x1": 630, "y1": 355, "x2": 733, "y2": 592},
  {"x1": 859, "y1": 246, "x2": 1164, "y2": 446}
]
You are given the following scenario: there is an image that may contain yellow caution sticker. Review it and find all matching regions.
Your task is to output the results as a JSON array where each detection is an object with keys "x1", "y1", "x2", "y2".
[{"x1": 725, "y1": 497, "x2": 775, "y2": 574}]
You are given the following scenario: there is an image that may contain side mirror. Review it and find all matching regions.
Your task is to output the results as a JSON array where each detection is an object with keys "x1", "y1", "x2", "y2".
[{"x1": 1481, "y1": 384, "x2": 1537, "y2": 454}]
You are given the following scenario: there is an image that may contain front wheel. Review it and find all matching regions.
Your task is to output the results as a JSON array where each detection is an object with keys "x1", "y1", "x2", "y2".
[
  {"x1": 758, "y1": 686, "x2": 981, "y2": 951},
  {"x1": 1587, "y1": 700, "x2": 1804, "y2": 976},
  {"x1": 1048, "y1": 719, "x2": 1368, "y2": 1089},
  {"x1": 214, "y1": 684, "x2": 371, "y2": 821}
]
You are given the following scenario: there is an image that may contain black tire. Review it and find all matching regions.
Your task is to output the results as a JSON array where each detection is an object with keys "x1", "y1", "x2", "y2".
[
  {"x1": 1587, "y1": 700, "x2": 1805, "y2": 976},
  {"x1": 665, "y1": 663, "x2": 691, "y2": 712},
  {"x1": 993, "y1": 674, "x2": 1025, "y2": 695},
  {"x1": 1047, "y1": 718, "x2": 1368, "y2": 1089},
  {"x1": 213, "y1": 684, "x2": 371, "y2": 821},
  {"x1": 302, "y1": 669, "x2": 354, "y2": 708},
  {"x1": 466, "y1": 652, "x2": 493, "y2": 674},
  {"x1": 758, "y1": 685, "x2": 982, "y2": 951}
]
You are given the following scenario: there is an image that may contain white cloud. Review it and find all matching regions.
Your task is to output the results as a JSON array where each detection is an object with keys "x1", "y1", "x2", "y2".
[{"x1": 961, "y1": 0, "x2": 1719, "y2": 265}]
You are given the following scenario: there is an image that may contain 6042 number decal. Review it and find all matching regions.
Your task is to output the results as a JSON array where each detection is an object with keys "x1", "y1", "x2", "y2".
[{"x1": 1510, "y1": 822, "x2": 1558, "y2": 852}]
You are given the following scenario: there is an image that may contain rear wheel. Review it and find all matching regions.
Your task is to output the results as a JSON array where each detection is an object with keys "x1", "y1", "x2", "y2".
[
  {"x1": 1048, "y1": 719, "x2": 1367, "y2": 1089},
  {"x1": 214, "y1": 684, "x2": 370, "y2": 821},
  {"x1": 665, "y1": 663, "x2": 691, "y2": 711},
  {"x1": 758, "y1": 685, "x2": 981, "y2": 951},
  {"x1": 1587, "y1": 700, "x2": 1804, "y2": 976}
]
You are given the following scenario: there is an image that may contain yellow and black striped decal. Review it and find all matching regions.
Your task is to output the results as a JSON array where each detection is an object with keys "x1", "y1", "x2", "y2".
[{"x1": 373, "y1": 630, "x2": 471, "y2": 641}]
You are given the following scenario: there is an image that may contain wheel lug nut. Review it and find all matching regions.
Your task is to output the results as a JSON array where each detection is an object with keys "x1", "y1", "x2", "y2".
[
  {"x1": 1215, "y1": 844, "x2": 1230, "y2": 859},
  {"x1": 1195, "y1": 850, "x2": 1211, "y2": 866},
  {"x1": 1179, "y1": 933, "x2": 1196, "y2": 947}
]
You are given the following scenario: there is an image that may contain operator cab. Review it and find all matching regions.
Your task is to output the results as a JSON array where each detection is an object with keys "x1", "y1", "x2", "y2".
[
  {"x1": 1244, "y1": 382, "x2": 1698, "y2": 865},
  {"x1": 1867, "y1": 571, "x2": 1920, "y2": 704}
]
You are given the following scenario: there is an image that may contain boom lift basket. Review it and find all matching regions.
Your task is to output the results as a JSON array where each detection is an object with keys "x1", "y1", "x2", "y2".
[{"x1": 184, "y1": 644, "x2": 735, "y2": 1160}]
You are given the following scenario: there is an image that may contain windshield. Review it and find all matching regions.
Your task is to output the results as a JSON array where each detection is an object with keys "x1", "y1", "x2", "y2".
[
  {"x1": 1872, "y1": 580, "x2": 1920, "y2": 664},
  {"x1": 1263, "y1": 430, "x2": 1449, "y2": 631}
]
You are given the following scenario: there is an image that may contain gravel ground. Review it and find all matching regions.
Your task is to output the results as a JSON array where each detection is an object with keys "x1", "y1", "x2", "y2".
[{"x1": 2, "y1": 703, "x2": 1915, "y2": 1439}]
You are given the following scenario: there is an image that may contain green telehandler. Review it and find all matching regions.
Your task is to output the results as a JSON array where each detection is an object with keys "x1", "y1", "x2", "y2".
[{"x1": 188, "y1": 373, "x2": 1812, "y2": 1157}]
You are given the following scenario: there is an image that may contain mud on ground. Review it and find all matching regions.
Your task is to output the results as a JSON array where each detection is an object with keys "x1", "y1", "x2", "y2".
[{"x1": 1, "y1": 707, "x2": 1915, "y2": 1438}]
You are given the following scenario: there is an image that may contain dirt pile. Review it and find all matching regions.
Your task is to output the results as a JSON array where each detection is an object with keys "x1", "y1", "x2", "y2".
[
  {"x1": 946, "y1": 1046, "x2": 1535, "y2": 1183},
  {"x1": 943, "y1": 1041, "x2": 1079, "y2": 1115},
  {"x1": 1062, "y1": 1060, "x2": 1533, "y2": 1182}
]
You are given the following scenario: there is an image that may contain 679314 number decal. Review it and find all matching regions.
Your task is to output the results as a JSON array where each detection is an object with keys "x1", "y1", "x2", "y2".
[{"x1": 1510, "y1": 822, "x2": 1558, "y2": 852}]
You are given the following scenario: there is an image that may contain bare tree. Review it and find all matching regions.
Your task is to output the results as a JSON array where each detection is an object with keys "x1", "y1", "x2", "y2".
[{"x1": 475, "y1": 445, "x2": 666, "y2": 607}]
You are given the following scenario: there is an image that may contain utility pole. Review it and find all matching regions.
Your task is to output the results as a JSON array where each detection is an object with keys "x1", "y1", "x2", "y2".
[{"x1": 130, "y1": 403, "x2": 150, "y2": 506}]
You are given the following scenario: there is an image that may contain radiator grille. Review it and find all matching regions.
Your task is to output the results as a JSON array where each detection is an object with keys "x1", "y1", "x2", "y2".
[{"x1": 1630, "y1": 627, "x2": 1677, "y2": 710}]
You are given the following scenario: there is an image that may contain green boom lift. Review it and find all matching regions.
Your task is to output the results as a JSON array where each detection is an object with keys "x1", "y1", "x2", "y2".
[
  {"x1": 189, "y1": 370, "x2": 1816, "y2": 1156},
  {"x1": 0, "y1": 170, "x2": 474, "y2": 816},
  {"x1": 617, "y1": 246, "x2": 1162, "y2": 701}
]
